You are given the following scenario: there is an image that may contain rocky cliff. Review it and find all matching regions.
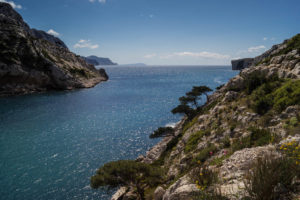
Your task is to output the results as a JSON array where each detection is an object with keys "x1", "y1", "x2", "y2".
[
  {"x1": 109, "y1": 34, "x2": 300, "y2": 200},
  {"x1": 231, "y1": 36, "x2": 299, "y2": 71},
  {"x1": 0, "y1": 2, "x2": 108, "y2": 96},
  {"x1": 231, "y1": 58, "x2": 254, "y2": 70}
]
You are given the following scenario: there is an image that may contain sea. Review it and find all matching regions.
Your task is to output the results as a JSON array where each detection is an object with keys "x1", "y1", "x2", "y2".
[{"x1": 0, "y1": 66, "x2": 238, "y2": 200}]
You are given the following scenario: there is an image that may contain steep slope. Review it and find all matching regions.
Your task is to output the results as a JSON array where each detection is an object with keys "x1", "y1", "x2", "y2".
[
  {"x1": 232, "y1": 34, "x2": 300, "y2": 70},
  {"x1": 108, "y1": 34, "x2": 300, "y2": 200},
  {"x1": 0, "y1": 3, "x2": 108, "y2": 96}
]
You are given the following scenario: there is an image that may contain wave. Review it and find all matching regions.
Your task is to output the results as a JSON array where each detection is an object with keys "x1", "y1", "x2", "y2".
[
  {"x1": 165, "y1": 121, "x2": 180, "y2": 128},
  {"x1": 214, "y1": 77, "x2": 224, "y2": 84}
]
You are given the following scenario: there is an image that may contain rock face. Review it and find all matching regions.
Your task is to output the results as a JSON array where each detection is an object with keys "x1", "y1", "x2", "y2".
[
  {"x1": 110, "y1": 33, "x2": 300, "y2": 200},
  {"x1": 82, "y1": 55, "x2": 117, "y2": 66},
  {"x1": 231, "y1": 58, "x2": 254, "y2": 70},
  {"x1": 30, "y1": 29, "x2": 68, "y2": 49},
  {"x1": 0, "y1": 2, "x2": 108, "y2": 96},
  {"x1": 231, "y1": 34, "x2": 300, "y2": 70}
]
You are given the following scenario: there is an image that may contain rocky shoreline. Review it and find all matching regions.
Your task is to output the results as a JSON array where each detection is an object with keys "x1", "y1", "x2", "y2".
[
  {"x1": 108, "y1": 33, "x2": 300, "y2": 200},
  {"x1": 0, "y1": 3, "x2": 108, "y2": 97}
]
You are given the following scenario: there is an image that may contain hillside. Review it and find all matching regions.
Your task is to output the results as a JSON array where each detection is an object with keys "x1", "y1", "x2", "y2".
[
  {"x1": 91, "y1": 34, "x2": 300, "y2": 200},
  {"x1": 0, "y1": 3, "x2": 108, "y2": 96}
]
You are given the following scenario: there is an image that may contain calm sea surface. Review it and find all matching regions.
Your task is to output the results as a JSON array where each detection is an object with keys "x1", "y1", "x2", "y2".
[{"x1": 0, "y1": 66, "x2": 238, "y2": 200}]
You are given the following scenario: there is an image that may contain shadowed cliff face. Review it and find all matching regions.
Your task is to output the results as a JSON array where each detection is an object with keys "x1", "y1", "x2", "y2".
[{"x1": 0, "y1": 2, "x2": 108, "y2": 96}]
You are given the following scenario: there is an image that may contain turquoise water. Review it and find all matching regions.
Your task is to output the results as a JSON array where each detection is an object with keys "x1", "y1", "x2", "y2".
[{"x1": 0, "y1": 66, "x2": 238, "y2": 200}]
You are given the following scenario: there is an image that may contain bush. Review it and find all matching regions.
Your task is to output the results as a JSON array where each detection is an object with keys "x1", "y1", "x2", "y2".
[
  {"x1": 185, "y1": 130, "x2": 206, "y2": 152},
  {"x1": 191, "y1": 165, "x2": 218, "y2": 190},
  {"x1": 221, "y1": 136, "x2": 231, "y2": 148},
  {"x1": 251, "y1": 79, "x2": 300, "y2": 114},
  {"x1": 272, "y1": 80, "x2": 300, "y2": 112},
  {"x1": 91, "y1": 160, "x2": 163, "y2": 199},
  {"x1": 244, "y1": 155, "x2": 299, "y2": 200},
  {"x1": 193, "y1": 143, "x2": 217, "y2": 163},
  {"x1": 231, "y1": 128, "x2": 273, "y2": 153}
]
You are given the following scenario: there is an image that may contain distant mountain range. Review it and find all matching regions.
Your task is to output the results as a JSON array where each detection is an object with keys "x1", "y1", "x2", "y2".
[
  {"x1": 82, "y1": 56, "x2": 117, "y2": 66},
  {"x1": 119, "y1": 63, "x2": 147, "y2": 67}
]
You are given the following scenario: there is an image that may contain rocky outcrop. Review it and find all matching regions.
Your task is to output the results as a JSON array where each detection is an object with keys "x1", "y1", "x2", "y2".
[
  {"x1": 0, "y1": 2, "x2": 108, "y2": 96},
  {"x1": 110, "y1": 33, "x2": 300, "y2": 200},
  {"x1": 231, "y1": 58, "x2": 254, "y2": 70},
  {"x1": 232, "y1": 34, "x2": 300, "y2": 70},
  {"x1": 30, "y1": 29, "x2": 68, "y2": 49}
]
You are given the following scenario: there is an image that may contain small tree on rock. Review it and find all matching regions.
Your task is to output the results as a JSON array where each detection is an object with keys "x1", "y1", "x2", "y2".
[
  {"x1": 91, "y1": 160, "x2": 163, "y2": 200},
  {"x1": 172, "y1": 85, "x2": 212, "y2": 118}
]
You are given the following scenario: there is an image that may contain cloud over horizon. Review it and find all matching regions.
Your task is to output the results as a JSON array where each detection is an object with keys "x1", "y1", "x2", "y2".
[
  {"x1": 47, "y1": 29, "x2": 60, "y2": 37},
  {"x1": 248, "y1": 45, "x2": 266, "y2": 53},
  {"x1": 0, "y1": 0, "x2": 22, "y2": 9},
  {"x1": 89, "y1": 0, "x2": 106, "y2": 3},
  {"x1": 73, "y1": 39, "x2": 99, "y2": 49}
]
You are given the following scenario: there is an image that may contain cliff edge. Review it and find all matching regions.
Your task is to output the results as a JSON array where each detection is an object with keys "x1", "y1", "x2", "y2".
[
  {"x1": 108, "y1": 34, "x2": 300, "y2": 200},
  {"x1": 0, "y1": 3, "x2": 108, "y2": 96}
]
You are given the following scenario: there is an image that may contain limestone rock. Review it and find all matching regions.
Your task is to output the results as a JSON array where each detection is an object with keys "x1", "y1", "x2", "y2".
[
  {"x1": 223, "y1": 91, "x2": 238, "y2": 102},
  {"x1": 163, "y1": 175, "x2": 198, "y2": 200},
  {"x1": 154, "y1": 186, "x2": 165, "y2": 200},
  {"x1": 111, "y1": 187, "x2": 128, "y2": 200},
  {"x1": 0, "y1": 2, "x2": 108, "y2": 96}
]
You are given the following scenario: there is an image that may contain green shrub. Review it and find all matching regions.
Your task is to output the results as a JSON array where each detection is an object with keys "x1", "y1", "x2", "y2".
[
  {"x1": 210, "y1": 154, "x2": 231, "y2": 167},
  {"x1": 249, "y1": 127, "x2": 272, "y2": 147},
  {"x1": 251, "y1": 79, "x2": 300, "y2": 114},
  {"x1": 185, "y1": 130, "x2": 206, "y2": 152},
  {"x1": 191, "y1": 165, "x2": 218, "y2": 191},
  {"x1": 192, "y1": 143, "x2": 217, "y2": 163},
  {"x1": 231, "y1": 128, "x2": 273, "y2": 153},
  {"x1": 272, "y1": 80, "x2": 300, "y2": 112},
  {"x1": 183, "y1": 117, "x2": 199, "y2": 133},
  {"x1": 91, "y1": 160, "x2": 163, "y2": 199},
  {"x1": 244, "y1": 155, "x2": 299, "y2": 200},
  {"x1": 221, "y1": 136, "x2": 231, "y2": 148}
]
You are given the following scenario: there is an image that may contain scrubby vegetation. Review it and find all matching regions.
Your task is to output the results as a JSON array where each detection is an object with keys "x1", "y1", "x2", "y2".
[
  {"x1": 90, "y1": 160, "x2": 163, "y2": 200},
  {"x1": 251, "y1": 79, "x2": 300, "y2": 115},
  {"x1": 231, "y1": 128, "x2": 275, "y2": 153},
  {"x1": 192, "y1": 143, "x2": 217, "y2": 164},
  {"x1": 244, "y1": 155, "x2": 299, "y2": 200},
  {"x1": 185, "y1": 130, "x2": 207, "y2": 153}
]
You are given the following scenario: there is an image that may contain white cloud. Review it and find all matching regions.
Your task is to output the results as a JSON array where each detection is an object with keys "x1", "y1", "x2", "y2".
[
  {"x1": 89, "y1": 0, "x2": 106, "y2": 3},
  {"x1": 144, "y1": 53, "x2": 156, "y2": 58},
  {"x1": 248, "y1": 45, "x2": 266, "y2": 53},
  {"x1": 0, "y1": 0, "x2": 22, "y2": 9},
  {"x1": 172, "y1": 51, "x2": 230, "y2": 59},
  {"x1": 263, "y1": 37, "x2": 268, "y2": 41},
  {"x1": 73, "y1": 39, "x2": 99, "y2": 49},
  {"x1": 47, "y1": 29, "x2": 60, "y2": 37}
]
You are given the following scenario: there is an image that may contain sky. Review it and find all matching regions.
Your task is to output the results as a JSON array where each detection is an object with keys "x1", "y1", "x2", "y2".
[{"x1": 3, "y1": 0, "x2": 300, "y2": 65}]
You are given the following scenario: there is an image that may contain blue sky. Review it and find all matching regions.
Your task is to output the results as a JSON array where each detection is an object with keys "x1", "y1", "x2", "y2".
[{"x1": 3, "y1": 0, "x2": 300, "y2": 65}]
